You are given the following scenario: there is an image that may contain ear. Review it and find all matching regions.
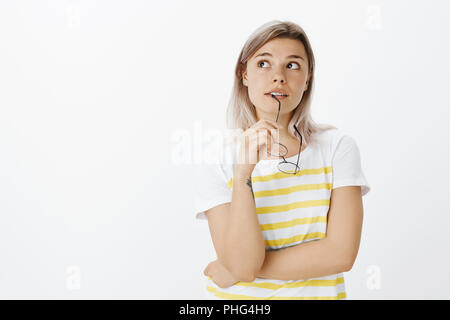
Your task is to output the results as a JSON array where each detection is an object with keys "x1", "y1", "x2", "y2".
[
  {"x1": 305, "y1": 74, "x2": 311, "y2": 91},
  {"x1": 242, "y1": 69, "x2": 248, "y2": 87}
]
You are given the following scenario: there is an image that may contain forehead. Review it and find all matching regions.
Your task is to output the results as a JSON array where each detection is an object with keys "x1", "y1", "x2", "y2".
[{"x1": 252, "y1": 38, "x2": 307, "y2": 60}]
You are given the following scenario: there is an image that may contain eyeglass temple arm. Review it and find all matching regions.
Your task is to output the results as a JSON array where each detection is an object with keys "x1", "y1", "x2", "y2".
[{"x1": 293, "y1": 125, "x2": 302, "y2": 168}]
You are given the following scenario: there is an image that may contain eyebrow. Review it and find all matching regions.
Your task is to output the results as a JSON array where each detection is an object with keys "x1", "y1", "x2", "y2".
[{"x1": 254, "y1": 52, "x2": 305, "y2": 61}]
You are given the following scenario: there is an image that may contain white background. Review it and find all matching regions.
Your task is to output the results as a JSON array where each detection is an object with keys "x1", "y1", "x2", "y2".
[{"x1": 0, "y1": 0, "x2": 449, "y2": 299}]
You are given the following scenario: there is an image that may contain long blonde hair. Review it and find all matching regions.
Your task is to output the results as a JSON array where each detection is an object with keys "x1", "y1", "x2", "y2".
[{"x1": 226, "y1": 20, "x2": 337, "y2": 147}]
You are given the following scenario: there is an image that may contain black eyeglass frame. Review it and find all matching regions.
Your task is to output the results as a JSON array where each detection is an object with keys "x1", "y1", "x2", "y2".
[{"x1": 269, "y1": 94, "x2": 303, "y2": 175}]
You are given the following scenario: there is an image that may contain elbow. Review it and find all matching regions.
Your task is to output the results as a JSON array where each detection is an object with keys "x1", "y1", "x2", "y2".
[
  {"x1": 220, "y1": 259, "x2": 255, "y2": 282},
  {"x1": 341, "y1": 255, "x2": 357, "y2": 272},
  {"x1": 342, "y1": 261, "x2": 353, "y2": 273},
  {"x1": 245, "y1": 254, "x2": 265, "y2": 282},
  {"x1": 222, "y1": 244, "x2": 265, "y2": 282},
  {"x1": 238, "y1": 271, "x2": 256, "y2": 283},
  {"x1": 326, "y1": 239, "x2": 356, "y2": 273},
  {"x1": 228, "y1": 259, "x2": 264, "y2": 283},
  {"x1": 226, "y1": 266, "x2": 255, "y2": 283},
  {"x1": 247, "y1": 247, "x2": 265, "y2": 282},
  {"x1": 230, "y1": 262, "x2": 262, "y2": 283}
]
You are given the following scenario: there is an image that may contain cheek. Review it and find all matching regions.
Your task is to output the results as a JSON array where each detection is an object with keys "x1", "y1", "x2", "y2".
[
  {"x1": 289, "y1": 72, "x2": 306, "y2": 83},
  {"x1": 246, "y1": 77, "x2": 265, "y2": 95},
  {"x1": 247, "y1": 87, "x2": 261, "y2": 103},
  {"x1": 248, "y1": 85, "x2": 266, "y2": 103}
]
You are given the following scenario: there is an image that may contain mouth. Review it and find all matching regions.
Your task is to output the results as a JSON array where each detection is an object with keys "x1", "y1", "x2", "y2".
[{"x1": 265, "y1": 93, "x2": 288, "y2": 100}]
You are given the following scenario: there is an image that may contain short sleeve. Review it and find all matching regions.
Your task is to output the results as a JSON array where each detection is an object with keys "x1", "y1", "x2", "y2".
[
  {"x1": 193, "y1": 163, "x2": 233, "y2": 220},
  {"x1": 331, "y1": 135, "x2": 371, "y2": 196}
]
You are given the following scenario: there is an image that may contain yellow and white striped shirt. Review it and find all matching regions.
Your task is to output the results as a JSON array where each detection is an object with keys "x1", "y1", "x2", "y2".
[{"x1": 194, "y1": 128, "x2": 370, "y2": 300}]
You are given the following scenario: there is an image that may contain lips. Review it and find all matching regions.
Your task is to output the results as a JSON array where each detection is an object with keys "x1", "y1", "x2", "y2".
[
  {"x1": 264, "y1": 88, "x2": 288, "y2": 96},
  {"x1": 266, "y1": 94, "x2": 288, "y2": 100}
]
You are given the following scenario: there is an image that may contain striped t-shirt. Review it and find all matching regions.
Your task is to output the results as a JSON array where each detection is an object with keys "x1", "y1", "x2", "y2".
[{"x1": 194, "y1": 127, "x2": 370, "y2": 300}]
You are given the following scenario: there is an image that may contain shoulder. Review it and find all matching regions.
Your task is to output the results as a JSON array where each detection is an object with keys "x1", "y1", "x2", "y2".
[
  {"x1": 310, "y1": 128, "x2": 342, "y2": 151},
  {"x1": 314, "y1": 128, "x2": 357, "y2": 149},
  {"x1": 309, "y1": 128, "x2": 362, "y2": 162}
]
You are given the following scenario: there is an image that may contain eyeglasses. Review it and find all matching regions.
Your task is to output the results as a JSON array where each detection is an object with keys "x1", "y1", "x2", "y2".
[{"x1": 268, "y1": 94, "x2": 303, "y2": 175}]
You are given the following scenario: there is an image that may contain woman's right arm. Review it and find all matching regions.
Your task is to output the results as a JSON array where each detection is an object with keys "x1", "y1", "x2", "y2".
[{"x1": 205, "y1": 120, "x2": 280, "y2": 282}]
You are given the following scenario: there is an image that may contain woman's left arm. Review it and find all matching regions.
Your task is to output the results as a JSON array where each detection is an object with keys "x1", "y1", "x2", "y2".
[{"x1": 255, "y1": 186, "x2": 364, "y2": 280}]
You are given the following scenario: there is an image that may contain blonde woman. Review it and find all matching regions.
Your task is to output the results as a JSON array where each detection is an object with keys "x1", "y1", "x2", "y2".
[{"x1": 194, "y1": 20, "x2": 370, "y2": 300}]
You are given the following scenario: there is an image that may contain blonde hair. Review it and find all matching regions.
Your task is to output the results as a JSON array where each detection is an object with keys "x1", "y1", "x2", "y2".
[{"x1": 226, "y1": 20, "x2": 337, "y2": 147}]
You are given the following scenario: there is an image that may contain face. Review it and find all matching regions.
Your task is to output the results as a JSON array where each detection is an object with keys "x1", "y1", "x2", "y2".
[{"x1": 242, "y1": 37, "x2": 310, "y2": 124}]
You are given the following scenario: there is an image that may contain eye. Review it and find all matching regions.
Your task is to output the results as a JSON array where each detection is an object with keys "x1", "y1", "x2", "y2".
[
  {"x1": 258, "y1": 60, "x2": 269, "y2": 68},
  {"x1": 287, "y1": 62, "x2": 300, "y2": 70},
  {"x1": 257, "y1": 60, "x2": 301, "y2": 70}
]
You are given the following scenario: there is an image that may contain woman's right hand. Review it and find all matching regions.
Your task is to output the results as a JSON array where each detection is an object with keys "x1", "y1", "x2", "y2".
[{"x1": 235, "y1": 119, "x2": 282, "y2": 177}]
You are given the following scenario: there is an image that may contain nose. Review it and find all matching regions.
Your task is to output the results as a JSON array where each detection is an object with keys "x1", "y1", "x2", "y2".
[{"x1": 272, "y1": 68, "x2": 286, "y2": 83}]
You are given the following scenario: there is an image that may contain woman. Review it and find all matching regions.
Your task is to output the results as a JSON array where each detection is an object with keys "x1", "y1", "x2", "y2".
[{"x1": 194, "y1": 20, "x2": 371, "y2": 300}]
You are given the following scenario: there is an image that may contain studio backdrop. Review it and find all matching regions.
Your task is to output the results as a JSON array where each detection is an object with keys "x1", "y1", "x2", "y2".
[{"x1": 0, "y1": 0, "x2": 449, "y2": 299}]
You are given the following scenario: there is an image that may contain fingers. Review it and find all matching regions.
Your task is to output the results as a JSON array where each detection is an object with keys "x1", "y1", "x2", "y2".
[
  {"x1": 248, "y1": 123, "x2": 279, "y2": 148},
  {"x1": 244, "y1": 130, "x2": 272, "y2": 156},
  {"x1": 248, "y1": 120, "x2": 279, "y2": 136},
  {"x1": 238, "y1": 119, "x2": 283, "y2": 165}
]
